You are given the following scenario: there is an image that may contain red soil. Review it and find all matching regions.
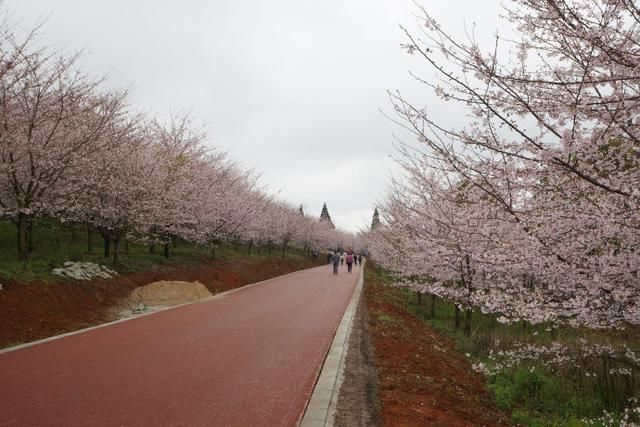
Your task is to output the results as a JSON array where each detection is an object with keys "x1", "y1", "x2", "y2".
[
  {"x1": 366, "y1": 271, "x2": 512, "y2": 427},
  {"x1": 0, "y1": 256, "x2": 320, "y2": 348}
]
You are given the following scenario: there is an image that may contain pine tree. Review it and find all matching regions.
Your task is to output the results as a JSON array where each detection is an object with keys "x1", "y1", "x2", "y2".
[
  {"x1": 371, "y1": 207, "x2": 380, "y2": 231},
  {"x1": 319, "y1": 202, "x2": 335, "y2": 229}
]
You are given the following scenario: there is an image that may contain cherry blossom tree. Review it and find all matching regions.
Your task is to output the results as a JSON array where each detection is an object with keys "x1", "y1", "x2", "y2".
[
  {"x1": 260, "y1": 202, "x2": 300, "y2": 258},
  {"x1": 0, "y1": 35, "x2": 128, "y2": 259},
  {"x1": 65, "y1": 122, "x2": 163, "y2": 265},
  {"x1": 0, "y1": 6, "x2": 355, "y2": 268},
  {"x1": 142, "y1": 115, "x2": 208, "y2": 257},
  {"x1": 376, "y1": 0, "x2": 640, "y2": 329}
]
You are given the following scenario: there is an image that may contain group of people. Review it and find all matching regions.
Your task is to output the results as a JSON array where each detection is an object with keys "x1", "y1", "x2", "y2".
[{"x1": 328, "y1": 250, "x2": 363, "y2": 275}]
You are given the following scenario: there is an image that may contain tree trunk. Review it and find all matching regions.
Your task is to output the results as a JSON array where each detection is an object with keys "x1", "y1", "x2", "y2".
[
  {"x1": 430, "y1": 294, "x2": 436, "y2": 319},
  {"x1": 149, "y1": 244, "x2": 155, "y2": 254},
  {"x1": 281, "y1": 241, "x2": 287, "y2": 259},
  {"x1": 464, "y1": 309, "x2": 472, "y2": 336},
  {"x1": 268, "y1": 240, "x2": 272, "y2": 254},
  {"x1": 124, "y1": 238, "x2": 129, "y2": 254},
  {"x1": 248, "y1": 239, "x2": 253, "y2": 255},
  {"x1": 603, "y1": 356, "x2": 612, "y2": 406},
  {"x1": 16, "y1": 214, "x2": 29, "y2": 260},
  {"x1": 103, "y1": 235, "x2": 111, "y2": 258},
  {"x1": 27, "y1": 220, "x2": 34, "y2": 253},
  {"x1": 164, "y1": 243, "x2": 170, "y2": 258},
  {"x1": 455, "y1": 305, "x2": 461, "y2": 329},
  {"x1": 210, "y1": 245, "x2": 216, "y2": 259},
  {"x1": 112, "y1": 237, "x2": 120, "y2": 266},
  {"x1": 87, "y1": 226, "x2": 94, "y2": 254},
  {"x1": 417, "y1": 291, "x2": 422, "y2": 306}
]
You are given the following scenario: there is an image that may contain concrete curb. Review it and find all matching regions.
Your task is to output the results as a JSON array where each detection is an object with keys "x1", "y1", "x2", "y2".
[
  {"x1": 0, "y1": 264, "x2": 322, "y2": 355},
  {"x1": 300, "y1": 263, "x2": 365, "y2": 427}
]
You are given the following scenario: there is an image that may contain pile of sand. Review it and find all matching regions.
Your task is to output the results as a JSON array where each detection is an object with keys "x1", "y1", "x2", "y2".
[
  {"x1": 114, "y1": 281, "x2": 213, "y2": 319},
  {"x1": 128, "y1": 280, "x2": 213, "y2": 306}
]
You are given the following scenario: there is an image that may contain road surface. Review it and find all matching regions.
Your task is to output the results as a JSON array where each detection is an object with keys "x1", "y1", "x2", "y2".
[{"x1": 0, "y1": 263, "x2": 361, "y2": 426}]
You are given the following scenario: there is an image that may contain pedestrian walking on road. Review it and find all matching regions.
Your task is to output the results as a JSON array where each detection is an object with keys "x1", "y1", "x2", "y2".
[
  {"x1": 358, "y1": 254, "x2": 363, "y2": 265},
  {"x1": 331, "y1": 251, "x2": 341, "y2": 275},
  {"x1": 340, "y1": 253, "x2": 344, "y2": 265},
  {"x1": 346, "y1": 252, "x2": 354, "y2": 273}
]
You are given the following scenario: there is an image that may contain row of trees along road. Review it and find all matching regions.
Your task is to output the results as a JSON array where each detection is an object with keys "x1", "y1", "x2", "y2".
[
  {"x1": 0, "y1": 13, "x2": 351, "y2": 264},
  {"x1": 367, "y1": 0, "x2": 640, "y2": 331}
]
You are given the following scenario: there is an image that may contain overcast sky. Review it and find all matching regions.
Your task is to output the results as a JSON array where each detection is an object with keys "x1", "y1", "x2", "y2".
[{"x1": 5, "y1": 0, "x2": 502, "y2": 232}]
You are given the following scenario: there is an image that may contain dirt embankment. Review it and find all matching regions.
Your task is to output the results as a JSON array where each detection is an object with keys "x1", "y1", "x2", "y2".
[
  {"x1": 0, "y1": 256, "x2": 320, "y2": 348},
  {"x1": 337, "y1": 268, "x2": 511, "y2": 427}
]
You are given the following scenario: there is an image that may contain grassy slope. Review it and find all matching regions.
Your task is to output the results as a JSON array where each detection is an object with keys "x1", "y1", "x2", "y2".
[{"x1": 0, "y1": 219, "x2": 307, "y2": 283}]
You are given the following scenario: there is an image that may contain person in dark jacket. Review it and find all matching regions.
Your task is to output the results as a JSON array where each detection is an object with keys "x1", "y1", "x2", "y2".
[{"x1": 331, "y1": 252, "x2": 341, "y2": 275}]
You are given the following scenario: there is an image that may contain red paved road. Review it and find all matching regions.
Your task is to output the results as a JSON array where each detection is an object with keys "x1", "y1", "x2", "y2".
[{"x1": 0, "y1": 263, "x2": 360, "y2": 427}]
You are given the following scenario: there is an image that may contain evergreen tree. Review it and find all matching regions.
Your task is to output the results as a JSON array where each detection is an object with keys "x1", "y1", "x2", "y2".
[
  {"x1": 319, "y1": 202, "x2": 335, "y2": 229},
  {"x1": 371, "y1": 207, "x2": 380, "y2": 231}
]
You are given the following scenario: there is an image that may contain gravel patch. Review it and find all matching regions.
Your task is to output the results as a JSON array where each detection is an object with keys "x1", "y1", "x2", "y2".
[{"x1": 334, "y1": 282, "x2": 380, "y2": 426}]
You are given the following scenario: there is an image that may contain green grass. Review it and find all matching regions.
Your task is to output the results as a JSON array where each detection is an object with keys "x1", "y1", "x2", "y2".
[
  {"x1": 0, "y1": 219, "x2": 313, "y2": 283},
  {"x1": 488, "y1": 365, "x2": 608, "y2": 424},
  {"x1": 367, "y1": 264, "x2": 640, "y2": 426},
  {"x1": 377, "y1": 314, "x2": 398, "y2": 323}
]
